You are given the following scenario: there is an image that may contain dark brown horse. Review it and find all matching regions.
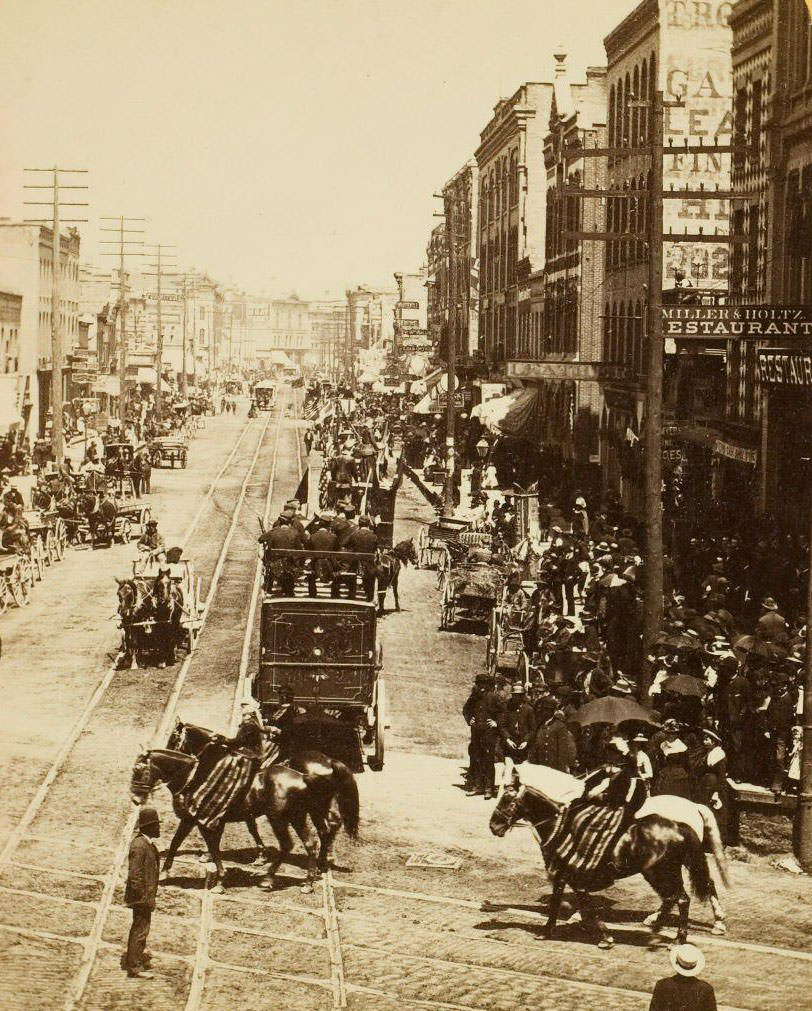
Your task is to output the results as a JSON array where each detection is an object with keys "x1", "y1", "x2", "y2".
[
  {"x1": 489, "y1": 781, "x2": 727, "y2": 948},
  {"x1": 167, "y1": 719, "x2": 359, "y2": 871},
  {"x1": 115, "y1": 577, "x2": 153, "y2": 667},
  {"x1": 375, "y1": 537, "x2": 417, "y2": 615},
  {"x1": 153, "y1": 568, "x2": 184, "y2": 668},
  {"x1": 131, "y1": 748, "x2": 323, "y2": 892}
]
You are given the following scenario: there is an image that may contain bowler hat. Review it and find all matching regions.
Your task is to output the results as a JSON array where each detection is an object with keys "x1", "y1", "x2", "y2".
[
  {"x1": 761, "y1": 597, "x2": 779, "y2": 611},
  {"x1": 138, "y1": 806, "x2": 160, "y2": 831}
]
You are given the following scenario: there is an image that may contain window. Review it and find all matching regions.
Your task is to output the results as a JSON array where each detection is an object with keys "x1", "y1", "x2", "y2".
[
  {"x1": 608, "y1": 85, "x2": 616, "y2": 159},
  {"x1": 632, "y1": 66, "x2": 640, "y2": 144},
  {"x1": 750, "y1": 78, "x2": 762, "y2": 167},
  {"x1": 510, "y1": 151, "x2": 518, "y2": 206},
  {"x1": 640, "y1": 60, "x2": 648, "y2": 141}
]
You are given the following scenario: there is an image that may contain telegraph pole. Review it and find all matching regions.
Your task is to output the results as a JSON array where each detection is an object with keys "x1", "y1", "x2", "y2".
[
  {"x1": 443, "y1": 199, "x2": 457, "y2": 515},
  {"x1": 181, "y1": 275, "x2": 189, "y2": 398},
  {"x1": 23, "y1": 167, "x2": 88, "y2": 463},
  {"x1": 143, "y1": 243, "x2": 177, "y2": 419},
  {"x1": 640, "y1": 91, "x2": 665, "y2": 700},
  {"x1": 100, "y1": 216, "x2": 145, "y2": 423}
]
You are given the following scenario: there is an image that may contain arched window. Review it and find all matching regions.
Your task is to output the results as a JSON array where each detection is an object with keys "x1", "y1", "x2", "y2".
[
  {"x1": 620, "y1": 182, "x2": 629, "y2": 265},
  {"x1": 640, "y1": 60, "x2": 648, "y2": 141},
  {"x1": 632, "y1": 65, "x2": 640, "y2": 144},
  {"x1": 629, "y1": 177, "x2": 637, "y2": 250},
  {"x1": 616, "y1": 78, "x2": 625, "y2": 148},
  {"x1": 608, "y1": 85, "x2": 616, "y2": 157},
  {"x1": 649, "y1": 53, "x2": 656, "y2": 102},
  {"x1": 489, "y1": 170, "x2": 496, "y2": 221},
  {"x1": 634, "y1": 299, "x2": 643, "y2": 374},
  {"x1": 623, "y1": 72, "x2": 631, "y2": 145},
  {"x1": 510, "y1": 151, "x2": 518, "y2": 206},
  {"x1": 502, "y1": 157, "x2": 509, "y2": 215},
  {"x1": 603, "y1": 301, "x2": 611, "y2": 361}
]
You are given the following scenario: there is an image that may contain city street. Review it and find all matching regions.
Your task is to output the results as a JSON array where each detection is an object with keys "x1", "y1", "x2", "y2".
[{"x1": 0, "y1": 400, "x2": 809, "y2": 1011}]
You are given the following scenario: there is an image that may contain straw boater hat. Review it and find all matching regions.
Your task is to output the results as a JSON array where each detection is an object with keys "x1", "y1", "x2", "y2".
[
  {"x1": 669, "y1": 944, "x2": 706, "y2": 977},
  {"x1": 761, "y1": 597, "x2": 779, "y2": 611}
]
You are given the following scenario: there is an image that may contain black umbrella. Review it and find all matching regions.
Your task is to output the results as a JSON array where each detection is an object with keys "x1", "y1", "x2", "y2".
[
  {"x1": 569, "y1": 696, "x2": 659, "y2": 728},
  {"x1": 661, "y1": 674, "x2": 706, "y2": 698}
]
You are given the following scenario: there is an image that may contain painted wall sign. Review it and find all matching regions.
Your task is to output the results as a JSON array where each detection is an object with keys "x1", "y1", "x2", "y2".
[{"x1": 713, "y1": 438, "x2": 757, "y2": 464}]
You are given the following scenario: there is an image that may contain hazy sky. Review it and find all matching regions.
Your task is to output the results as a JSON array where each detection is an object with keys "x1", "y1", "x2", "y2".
[{"x1": 1, "y1": 0, "x2": 630, "y2": 299}]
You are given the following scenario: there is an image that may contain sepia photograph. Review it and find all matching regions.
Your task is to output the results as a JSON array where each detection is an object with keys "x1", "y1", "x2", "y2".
[{"x1": 0, "y1": 0, "x2": 811, "y2": 1008}]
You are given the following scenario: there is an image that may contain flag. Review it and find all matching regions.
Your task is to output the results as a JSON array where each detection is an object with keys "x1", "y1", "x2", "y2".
[{"x1": 294, "y1": 467, "x2": 309, "y2": 509}]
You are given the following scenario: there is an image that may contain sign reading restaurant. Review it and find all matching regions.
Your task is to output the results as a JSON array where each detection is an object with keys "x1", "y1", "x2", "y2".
[
  {"x1": 757, "y1": 348, "x2": 812, "y2": 388},
  {"x1": 663, "y1": 305, "x2": 812, "y2": 338}
]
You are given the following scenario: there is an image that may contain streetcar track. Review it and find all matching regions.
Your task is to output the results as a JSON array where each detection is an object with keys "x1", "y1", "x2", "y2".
[
  {"x1": 61, "y1": 410, "x2": 276, "y2": 1011},
  {"x1": 0, "y1": 416, "x2": 256, "y2": 875},
  {"x1": 331, "y1": 880, "x2": 812, "y2": 965}
]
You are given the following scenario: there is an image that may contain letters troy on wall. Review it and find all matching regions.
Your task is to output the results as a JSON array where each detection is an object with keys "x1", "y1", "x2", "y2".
[{"x1": 660, "y1": 0, "x2": 733, "y2": 288}]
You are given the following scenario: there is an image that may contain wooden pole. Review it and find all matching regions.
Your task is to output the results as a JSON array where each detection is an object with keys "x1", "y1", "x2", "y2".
[
  {"x1": 118, "y1": 217, "x2": 128, "y2": 424},
  {"x1": 798, "y1": 471, "x2": 812, "y2": 870},
  {"x1": 155, "y1": 245, "x2": 163, "y2": 419},
  {"x1": 640, "y1": 90, "x2": 665, "y2": 701},
  {"x1": 444, "y1": 200, "x2": 457, "y2": 516},
  {"x1": 50, "y1": 168, "x2": 64, "y2": 464}
]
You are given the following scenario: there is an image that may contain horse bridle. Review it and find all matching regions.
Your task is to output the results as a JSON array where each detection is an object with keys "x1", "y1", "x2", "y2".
[{"x1": 506, "y1": 785, "x2": 560, "y2": 846}]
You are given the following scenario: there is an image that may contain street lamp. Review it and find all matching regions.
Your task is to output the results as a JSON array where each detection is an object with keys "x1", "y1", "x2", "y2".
[{"x1": 476, "y1": 437, "x2": 489, "y2": 460}]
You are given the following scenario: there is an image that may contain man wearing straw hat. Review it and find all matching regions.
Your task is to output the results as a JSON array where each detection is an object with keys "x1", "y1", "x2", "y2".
[{"x1": 649, "y1": 944, "x2": 717, "y2": 1011}]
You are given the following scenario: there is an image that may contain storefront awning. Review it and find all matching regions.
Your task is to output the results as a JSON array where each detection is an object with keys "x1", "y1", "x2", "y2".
[
  {"x1": 93, "y1": 374, "x2": 121, "y2": 396},
  {"x1": 137, "y1": 366, "x2": 157, "y2": 384},
  {"x1": 0, "y1": 375, "x2": 23, "y2": 431},
  {"x1": 472, "y1": 387, "x2": 541, "y2": 439}
]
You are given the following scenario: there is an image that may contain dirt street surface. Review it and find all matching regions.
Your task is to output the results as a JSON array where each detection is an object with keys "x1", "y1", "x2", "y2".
[{"x1": 1, "y1": 399, "x2": 810, "y2": 1011}]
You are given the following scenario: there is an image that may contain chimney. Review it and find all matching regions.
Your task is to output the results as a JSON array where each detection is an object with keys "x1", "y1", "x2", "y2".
[{"x1": 554, "y1": 47, "x2": 567, "y2": 77}]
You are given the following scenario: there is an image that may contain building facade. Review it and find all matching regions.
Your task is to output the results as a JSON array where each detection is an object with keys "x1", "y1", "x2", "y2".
[
  {"x1": 308, "y1": 298, "x2": 346, "y2": 377},
  {"x1": 601, "y1": 0, "x2": 733, "y2": 520},
  {"x1": 442, "y1": 159, "x2": 480, "y2": 361},
  {"x1": 756, "y1": 0, "x2": 812, "y2": 532},
  {"x1": 0, "y1": 223, "x2": 81, "y2": 440},
  {"x1": 426, "y1": 222, "x2": 446, "y2": 357},
  {"x1": 475, "y1": 82, "x2": 554, "y2": 369}
]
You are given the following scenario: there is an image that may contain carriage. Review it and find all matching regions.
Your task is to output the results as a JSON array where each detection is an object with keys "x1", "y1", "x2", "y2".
[
  {"x1": 118, "y1": 557, "x2": 204, "y2": 665},
  {"x1": 438, "y1": 544, "x2": 510, "y2": 632},
  {"x1": 416, "y1": 515, "x2": 491, "y2": 570},
  {"x1": 485, "y1": 579, "x2": 537, "y2": 683},
  {"x1": 22, "y1": 508, "x2": 68, "y2": 575},
  {"x1": 254, "y1": 380, "x2": 277, "y2": 411},
  {"x1": 0, "y1": 551, "x2": 34, "y2": 611},
  {"x1": 150, "y1": 435, "x2": 188, "y2": 469},
  {"x1": 254, "y1": 547, "x2": 386, "y2": 772}
]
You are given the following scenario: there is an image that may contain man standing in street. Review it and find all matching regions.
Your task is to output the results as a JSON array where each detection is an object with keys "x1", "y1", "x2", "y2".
[
  {"x1": 649, "y1": 944, "x2": 717, "y2": 1011},
  {"x1": 123, "y1": 807, "x2": 160, "y2": 980}
]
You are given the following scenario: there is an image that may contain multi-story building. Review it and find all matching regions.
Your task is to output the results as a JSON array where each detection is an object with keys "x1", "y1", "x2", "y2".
[
  {"x1": 0, "y1": 222, "x2": 81, "y2": 439},
  {"x1": 442, "y1": 159, "x2": 480, "y2": 362},
  {"x1": 426, "y1": 223, "x2": 446, "y2": 356},
  {"x1": 0, "y1": 292, "x2": 24, "y2": 437},
  {"x1": 753, "y1": 0, "x2": 812, "y2": 532},
  {"x1": 600, "y1": 0, "x2": 733, "y2": 519},
  {"x1": 345, "y1": 286, "x2": 398, "y2": 380},
  {"x1": 475, "y1": 82, "x2": 554, "y2": 369},
  {"x1": 510, "y1": 53, "x2": 609, "y2": 489},
  {"x1": 308, "y1": 298, "x2": 346, "y2": 377},
  {"x1": 393, "y1": 270, "x2": 428, "y2": 362},
  {"x1": 237, "y1": 294, "x2": 312, "y2": 372}
]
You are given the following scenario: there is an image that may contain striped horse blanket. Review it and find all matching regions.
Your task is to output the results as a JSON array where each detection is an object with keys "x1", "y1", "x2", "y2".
[
  {"x1": 185, "y1": 754, "x2": 254, "y2": 829},
  {"x1": 541, "y1": 798, "x2": 628, "y2": 892}
]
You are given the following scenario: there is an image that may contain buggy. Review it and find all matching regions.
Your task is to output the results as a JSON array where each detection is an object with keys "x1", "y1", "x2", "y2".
[{"x1": 150, "y1": 436, "x2": 188, "y2": 469}]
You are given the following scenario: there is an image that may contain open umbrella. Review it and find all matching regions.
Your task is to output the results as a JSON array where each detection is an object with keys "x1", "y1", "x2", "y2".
[
  {"x1": 733, "y1": 635, "x2": 787, "y2": 662},
  {"x1": 569, "y1": 696, "x2": 659, "y2": 728},
  {"x1": 654, "y1": 632, "x2": 706, "y2": 653},
  {"x1": 661, "y1": 674, "x2": 706, "y2": 698}
]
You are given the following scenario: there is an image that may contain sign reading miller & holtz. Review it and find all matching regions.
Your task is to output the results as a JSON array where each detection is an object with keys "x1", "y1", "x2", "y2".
[
  {"x1": 663, "y1": 305, "x2": 812, "y2": 338},
  {"x1": 757, "y1": 349, "x2": 812, "y2": 388}
]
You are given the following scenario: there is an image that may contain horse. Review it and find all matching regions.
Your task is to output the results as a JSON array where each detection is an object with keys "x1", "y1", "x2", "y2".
[
  {"x1": 375, "y1": 537, "x2": 417, "y2": 615},
  {"x1": 152, "y1": 568, "x2": 184, "y2": 668},
  {"x1": 166, "y1": 719, "x2": 359, "y2": 871},
  {"x1": 489, "y1": 777, "x2": 728, "y2": 949},
  {"x1": 131, "y1": 748, "x2": 323, "y2": 893},
  {"x1": 115, "y1": 577, "x2": 154, "y2": 668},
  {"x1": 79, "y1": 490, "x2": 117, "y2": 547}
]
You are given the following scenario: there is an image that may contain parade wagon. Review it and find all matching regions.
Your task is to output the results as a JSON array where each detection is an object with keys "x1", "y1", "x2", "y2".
[
  {"x1": 21, "y1": 508, "x2": 68, "y2": 577},
  {"x1": 416, "y1": 515, "x2": 473, "y2": 569},
  {"x1": 150, "y1": 435, "x2": 188, "y2": 469},
  {"x1": 254, "y1": 547, "x2": 386, "y2": 772},
  {"x1": 485, "y1": 580, "x2": 537, "y2": 682}
]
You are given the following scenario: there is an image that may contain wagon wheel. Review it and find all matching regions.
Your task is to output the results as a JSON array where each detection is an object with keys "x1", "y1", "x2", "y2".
[
  {"x1": 140, "y1": 507, "x2": 152, "y2": 530},
  {"x1": 43, "y1": 528, "x2": 56, "y2": 565},
  {"x1": 118, "y1": 518, "x2": 133, "y2": 544},
  {"x1": 517, "y1": 651, "x2": 532, "y2": 689},
  {"x1": 32, "y1": 536, "x2": 46, "y2": 581},
  {"x1": 368, "y1": 677, "x2": 386, "y2": 772},
  {"x1": 54, "y1": 518, "x2": 67, "y2": 559},
  {"x1": 11, "y1": 559, "x2": 32, "y2": 606}
]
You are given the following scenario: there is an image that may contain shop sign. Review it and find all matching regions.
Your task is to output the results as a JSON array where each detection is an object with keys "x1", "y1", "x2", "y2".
[
  {"x1": 400, "y1": 319, "x2": 423, "y2": 331},
  {"x1": 757, "y1": 348, "x2": 812, "y2": 388},
  {"x1": 397, "y1": 301, "x2": 420, "y2": 309},
  {"x1": 401, "y1": 337, "x2": 433, "y2": 351},
  {"x1": 664, "y1": 305, "x2": 812, "y2": 338},
  {"x1": 713, "y1": 438, "x2": 757, "y2": 464}
]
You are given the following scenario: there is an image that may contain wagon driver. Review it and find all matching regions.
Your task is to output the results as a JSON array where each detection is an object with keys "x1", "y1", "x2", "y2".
[{"x1": 137, "y1": 519, "x2": 166, "y2": 562}]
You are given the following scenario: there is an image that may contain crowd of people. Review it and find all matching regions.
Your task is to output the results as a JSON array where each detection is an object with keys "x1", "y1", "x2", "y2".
[{"x1": 462, "y1": 489, "x2": 805, "y2": 844}]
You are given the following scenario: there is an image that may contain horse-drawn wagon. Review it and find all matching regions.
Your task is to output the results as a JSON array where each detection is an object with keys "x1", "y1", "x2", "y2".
[
  {"x1": 485, "y1": 579, "x2": 537, "y2": 682},
  {"x1": 0, "y1": 551, "x2": 33, "y2": 611},
  {"x1": 254, "y1": 380, "x2": 277, "y2": 411},
  {"x1": 438, "y1": 544, "x2": 510, "y2": 632},
  {"x1": 150, "y1": 435, "x2": 188, "y2": 469},
  {"x1": 116, "y1": 557, "x2": 204, "y2": 667},
  {"x1": 254, "y1": 547, "x2": 386, "y2": 772},
  {"x1": 416, "y1": 515, "x2": 473, "y2": 570}
]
